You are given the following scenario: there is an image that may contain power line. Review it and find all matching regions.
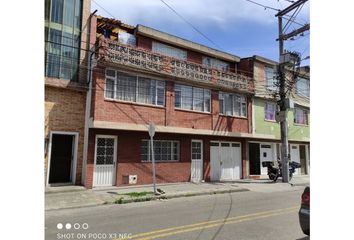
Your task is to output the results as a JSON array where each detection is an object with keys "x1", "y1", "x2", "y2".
[
  {"x1": 159, "y1": 0, "x2": 222, "y2": 50},
  {"x1": 244, "y1": 0, "x2": 280, "y2": 11},
  {"x1": 92, "y1": 0, "x2": 116, "y2": 19}
]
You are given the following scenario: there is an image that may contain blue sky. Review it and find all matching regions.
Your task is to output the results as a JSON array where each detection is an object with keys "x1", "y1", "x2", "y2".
[{"x1": 92, "y1": 0, "x2": 310, "y2": 66}]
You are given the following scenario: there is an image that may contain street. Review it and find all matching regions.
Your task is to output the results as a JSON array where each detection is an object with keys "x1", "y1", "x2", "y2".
[{"x1": 45, "y1": 186, "x2": 309, "y2": 240}]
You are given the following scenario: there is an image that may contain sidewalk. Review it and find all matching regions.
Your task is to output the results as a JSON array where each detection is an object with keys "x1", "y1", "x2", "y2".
[{"x1": 45, "y1": 175, "x2": 309, "y2": 211}]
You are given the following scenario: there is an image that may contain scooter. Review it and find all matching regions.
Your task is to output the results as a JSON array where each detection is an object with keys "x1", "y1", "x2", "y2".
[{"x1": 262, "y1": 160, "x2": 301, "y2": 182}]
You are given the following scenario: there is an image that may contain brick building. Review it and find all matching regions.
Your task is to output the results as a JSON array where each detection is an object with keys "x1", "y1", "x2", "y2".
[
  {"x1": 239, "y1": 55, "x2": 310, "y2": 178},
  {"x1": 44, "y1": 0, "x2": 91, "y2": 186},
  {"x1": 82, "y1": 16, "x2": 258, "y2": 188}
]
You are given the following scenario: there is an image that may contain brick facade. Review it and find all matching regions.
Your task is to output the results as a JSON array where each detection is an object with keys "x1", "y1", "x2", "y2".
[
  {"x1": 45, "y1": 86, "x2": 86, "y2": 184},
  {"x1": 91, "y1": 66, "x2": 251, "y2": 133},
  {"x1": 85, "y1": 129, "x2": 247, "y2": 188}
]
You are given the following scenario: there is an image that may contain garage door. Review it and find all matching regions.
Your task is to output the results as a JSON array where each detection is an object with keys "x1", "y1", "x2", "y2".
[{"x1": 210, "y1": 141, "x2": 242, "y2": 181}]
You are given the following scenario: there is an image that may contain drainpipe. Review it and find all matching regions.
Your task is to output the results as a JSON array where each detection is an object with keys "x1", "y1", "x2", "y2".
[{"x1": 81, "y1": 10, "x2": 97, "y2": 186}]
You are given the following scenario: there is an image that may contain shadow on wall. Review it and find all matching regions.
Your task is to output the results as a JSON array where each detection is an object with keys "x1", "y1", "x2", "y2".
[{"x1": 214, "y1": 115, "x2": 236, "y2": 132}]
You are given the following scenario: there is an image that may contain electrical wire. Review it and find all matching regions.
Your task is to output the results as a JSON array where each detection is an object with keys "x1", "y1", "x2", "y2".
[{"x1": 159, "y1": 0, "x2": 222, "y2": 50}]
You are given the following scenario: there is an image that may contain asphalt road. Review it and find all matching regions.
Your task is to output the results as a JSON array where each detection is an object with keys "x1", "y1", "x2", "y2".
[{"x1": 45, "y1": 187, "x2": 309, "y2": 240}]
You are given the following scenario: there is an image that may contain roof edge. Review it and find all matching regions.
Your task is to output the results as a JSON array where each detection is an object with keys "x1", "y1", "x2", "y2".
[{"x1": 136, "y1": 24, "x2": 241, "y2": 63}]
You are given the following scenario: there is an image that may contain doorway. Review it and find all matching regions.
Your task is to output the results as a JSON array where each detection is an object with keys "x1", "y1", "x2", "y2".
[
  {"x1": 191, "y1": 140, "x2": 203, "y2": 183},
  {"x1": 249, "y1": 143, "x2": 260, "y2": 175},
  {"x1": 48, "y1": 132, "x2": 78, "y2": 184}
]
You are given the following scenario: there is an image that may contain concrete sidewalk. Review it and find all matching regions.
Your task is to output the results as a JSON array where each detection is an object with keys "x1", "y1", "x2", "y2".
[{"x1": 45, "y1": 175, "x2": 309, "y2": 211}]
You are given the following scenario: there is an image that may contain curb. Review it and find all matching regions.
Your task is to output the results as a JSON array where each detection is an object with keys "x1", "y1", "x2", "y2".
[
  {"x1": 45, "y1": 188, "x2": 249, "y2": 211},
  {"x1": 106, "y1": 187, "x2": 249, "y2": 204}
]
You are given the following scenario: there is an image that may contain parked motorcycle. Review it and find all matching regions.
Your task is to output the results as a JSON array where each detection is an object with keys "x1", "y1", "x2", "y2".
[{"x1": 262, "y1": 160, "x2": 301, "y2": 182}]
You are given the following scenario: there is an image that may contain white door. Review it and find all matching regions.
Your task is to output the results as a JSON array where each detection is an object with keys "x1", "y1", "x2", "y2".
[
  {"x1": 231, "y1": 143, "x2": 242, "y2": 179},
  {"x1": 260, "y1": 144, "x2": 274, "y2": 175},
  {"x1": 191, "y1": 140, "x2": 203, "y2": 183},
  {"x1": 220, "y1": 143, "x2": 233, "y2": 180},
  {"x1": 93, "y1": 135, "x2": 117, "y2": 187},
  {"x1": 290, "y1": 144, "x2": 300, "y2": 175},
  {"x1": 211, "y1": 141, "x2": 242, "y2": 181},
  {"x1": 210, "y1": 142, "x2": 220, "y2": 181}
]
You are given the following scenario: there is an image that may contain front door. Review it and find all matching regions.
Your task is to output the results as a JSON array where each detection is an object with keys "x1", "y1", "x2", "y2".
[
  {"x1": 49, "y1": 134, "x2": 74, "y2": 183},
  {"x1": 290, "y1": 144, "x2": 301, "y2": 175},
  {"x1": 93, "y1": 136, "x2": 117, "y2": 187},
  {"x1": 249, "y1": 143, "x2": 260, "y2": 175},
  {"x1": 191, "y1": 140, "x2": 203, "y2": 183},
  {"x1": 260, "y1": 144, "x2": 274, "y2": 175},
  {"x1": 299, "y1": 145, "x2": 307, "y2": 174}
]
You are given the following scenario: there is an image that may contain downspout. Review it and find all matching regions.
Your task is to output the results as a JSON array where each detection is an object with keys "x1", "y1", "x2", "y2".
[{"x1": 81, "y1": 10, "x2": 97, "y2": 186}]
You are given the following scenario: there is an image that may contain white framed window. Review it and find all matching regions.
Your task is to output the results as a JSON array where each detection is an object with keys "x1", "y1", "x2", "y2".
[
  {"x1": 105, "y1": 70, "x2": 165, "y2": 106},
  {"x1": 294, "y1": 107, "x2": 309, "y2": 125},
  {"x1": 141, "y1": 140, "x2": 180, "y2": 162},
  {"x1": 296, "y1": 77, "x2": 310, "y2": 97},
  {"x1": 202, "y1": 56, "x2": 230, "y2": 72},
  {"x1": 264, "y1": 102, "x2": 276, "y2": 121},
  {"x1": 265, "y1": 66, "x2": 277, "y2": 91},
  {"x1": 219, "y1": 92, "x2": 247, "y2": 117},
  {"x1": 152, "y1": 41, "x2": 187, "y2": 60},
  {"x1": 175, "y1": 84, "x2": 211, "y2": 113}
]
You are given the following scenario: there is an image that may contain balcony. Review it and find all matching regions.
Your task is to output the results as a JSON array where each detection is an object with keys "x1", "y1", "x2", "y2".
[{"x1": 97, "y1": 37, "x2": 254, "y2": 94}]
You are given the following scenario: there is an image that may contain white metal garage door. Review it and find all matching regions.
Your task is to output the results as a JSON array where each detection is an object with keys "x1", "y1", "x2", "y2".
[{"x1": 210, "y1": 141, "x2": 241, "y2": 181}]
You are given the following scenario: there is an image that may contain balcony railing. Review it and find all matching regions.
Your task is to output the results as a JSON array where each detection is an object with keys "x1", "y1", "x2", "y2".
[{"x1": 97, "y1": 37, "x2": 254, "y2": 93}]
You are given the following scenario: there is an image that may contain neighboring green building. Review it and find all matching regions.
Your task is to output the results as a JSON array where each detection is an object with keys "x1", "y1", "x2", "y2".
[{"x1": 240, "y1": 55, "x2": 310, "y2": 177}]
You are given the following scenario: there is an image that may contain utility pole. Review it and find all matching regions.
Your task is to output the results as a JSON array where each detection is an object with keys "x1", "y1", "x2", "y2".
[{"x1": 275, "y1": 0, "x2": 309, "y2": 182}]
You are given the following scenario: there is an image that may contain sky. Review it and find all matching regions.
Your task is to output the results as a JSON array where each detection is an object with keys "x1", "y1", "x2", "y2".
[{"x1": 91, "y1": 0, "x2": 310, "y2": 66}]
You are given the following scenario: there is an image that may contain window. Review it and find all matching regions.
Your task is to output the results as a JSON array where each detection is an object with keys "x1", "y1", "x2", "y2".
[
  {"x1": 105, "y1": 70, "x2": 165, "y2": 107},
  {"x1": 96, "y1": 138, "x2": 115, "y2": 165},
  {"x1": 265, "y1": 102, "x2": 276, "y2": 121},
  {"x1": 296, "y1": 77, "x2": 310, "y2": 97},
  {"x1": 175, "y1": 84, "x2": 211, "y2": 112},
  {"x1": 45, "y1": 0, "x2": 82, "y2": 80},
  {"x1": 141, "y1": 140, "x2": 180, "y2": 162},
  {"x1": 202, "y1": 57, "x2": 230, "y2": 72},
  {"x1": 265, "y1": 66, "x2": 277, "y2": 90},
  {"x1": 219, "y1": 92, "x2": 247, "y2": 117},
  {"x1": 152, "y1": 42, "x2": 187, "y2": 60},
  {"x1": 294, "y1": 107, "x2": 309, "y2": 125}
]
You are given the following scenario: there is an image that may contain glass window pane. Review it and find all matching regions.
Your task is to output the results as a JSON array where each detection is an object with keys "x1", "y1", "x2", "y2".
[
  {"x1": 152, "y1": 42, "x2": 187, "y2": 60},
  {"x1": 265, "y1": 66, "x2": 276, "y2": 90},
  {"x1": 74, "y1": 0, "x2": 82, "y2": 29},
  {"x1": 137, "y1": 77, "x2": 151, "y2": 104},
  {"x1": 116, "y1": 72, "x2": 136, "y2": 101},
  {"x1": 106, "y1": 78, "x2": 114, "y2": 99},
  {"x1": 204, "y1": 89, "x2": 211, "y2": 112},
  {"x1": 175, "y1": 84, "x2": 182, "y2": 108},
  {"x1": 181, "y1": 85, "x2": 193, "y2": 110},
  {"x1": 156, "y1": 83, "x2": 165, "y2": 106},
  {"x1": 193, "y1": 87, "x2": 204, "y2": 111},
  {"x1": 60, "y1": 32, "x2": 74, "y2": 79},
  {"x1": 219, "y1": 93, "x2": 224, "y2": 114},
  {"x1": 51, "y1": 0, "x2": 63, "y2": 23},
  {"x1": 225, "y1": 94, "x2": 232, "y2": 116},
  {"x1": 63, "y1": 0, "x2": 75, "y2": 27}
]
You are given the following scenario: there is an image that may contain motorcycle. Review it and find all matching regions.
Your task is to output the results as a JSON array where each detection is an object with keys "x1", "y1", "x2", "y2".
[{"x1": 262, "y1": 160, "x2": 301, "y2": 182}]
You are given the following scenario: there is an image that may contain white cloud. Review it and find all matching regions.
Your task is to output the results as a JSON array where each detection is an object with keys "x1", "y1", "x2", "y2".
[{"x1": 91, "y1": 0, "x2": 295, "y2": 27}]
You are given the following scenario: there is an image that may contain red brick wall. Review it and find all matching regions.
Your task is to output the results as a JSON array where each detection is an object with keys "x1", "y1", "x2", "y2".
[
  {"x1": 187, "y1": 51, "x2": 203, "y2": 64},
  {"x1": 239, "y1": 58, "x2": 253, "y2": 77},
  {"x1": 84, "y1": 129, "x2": 246, "y2": 188},
  {"x1": 92, "y1": 71, "x2": 250, "y2": 133},
  {"x1": 45, "y1": 86, "x2": 86, "y2": 185},
  {"x1": 137, "y1": 36, "x2": 152, "y2": 51}
]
